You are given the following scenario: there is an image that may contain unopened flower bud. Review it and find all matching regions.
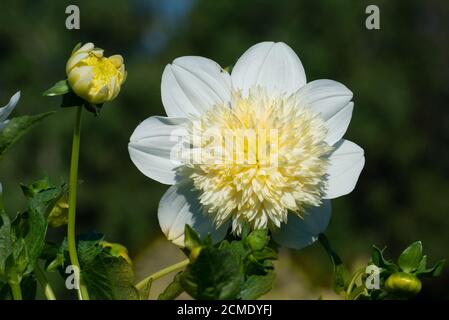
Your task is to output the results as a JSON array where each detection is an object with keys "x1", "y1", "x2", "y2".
[
  {"x1": 385, "y1": 272, "x2": 422, "y2": 297},
  {"x1": 66, "y1": 43, "x2": 126, "y2": 104}
]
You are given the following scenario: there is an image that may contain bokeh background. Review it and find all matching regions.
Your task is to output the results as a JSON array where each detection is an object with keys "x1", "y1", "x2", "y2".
[{"x1": 0, "y1": 0, "x2": 448, "y2": 299}]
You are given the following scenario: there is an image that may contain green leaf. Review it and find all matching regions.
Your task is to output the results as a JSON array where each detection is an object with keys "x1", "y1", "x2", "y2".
[
  {"x1": 43, "y1": 80, "x2": 70, "y2": 96},
  {"x1": 398, "y1": 241, "x2": 423, "y2": 273},
  {"x1": 158, "y1": 272, "x2": 184, "y2": 300},
  {"x1": 50, "y1": 233, "x2": 139, "y2": 300},
  {"x1": 181, "y1": 246, "x2": 244, "y2": 300},
  {"x1": 0, "y1": 213, "x2": 14, "y2": 280},
  {"x1": 238, "y1": 272, "x2": 275, "y2": 300},
  {"x1": 82, "y1": 252, "x2": 139, "y2": 300},
  {"x1": 0, "y1": 112, "x2": 54, "y2": 159},
  {"x1": 371, "y1": 245, "x2": 398, "y2": 273},
  {"x1": 14, "y1": 178, "x2": 67, "y2": 274},
  {"x1": 415, "y1": 259, "x2": 445, "y2": 278}
]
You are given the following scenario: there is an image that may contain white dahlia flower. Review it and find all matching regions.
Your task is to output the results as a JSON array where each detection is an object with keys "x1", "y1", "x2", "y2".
[{"x1": 128, "y1": 42, "x2": 364, "y2": 249}]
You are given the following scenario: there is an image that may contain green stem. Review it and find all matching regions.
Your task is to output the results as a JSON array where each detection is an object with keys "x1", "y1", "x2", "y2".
[
  {"x1": 67, "y1": 106, "x2": 89, "y2": 300},
  {"x1": 136, "y1": 259, "x2": 190, "y2": 291},
  {"x1": 35, "y1": 264, "x2": 57, "y2": 300},
  {"x1": 345, "y1": 267, "x2": 365, "y2": 299},
  {"x1": 8, "y1": 271, "x2": 22, "y2": 300},
  {"x1": 9, "y1": 283, "x2": 22, "y2": 300}
]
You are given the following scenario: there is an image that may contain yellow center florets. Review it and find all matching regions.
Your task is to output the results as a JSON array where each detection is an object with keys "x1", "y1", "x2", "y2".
[
  {"x1": 78, "y1": 54, "x2": 125, "y2": 101},
  {"x1": 179, "y1": 88, "x2": 332, "y2": 234},
  {"x1": 83, "y1": 55, "x2": 120, "y2": 89}
]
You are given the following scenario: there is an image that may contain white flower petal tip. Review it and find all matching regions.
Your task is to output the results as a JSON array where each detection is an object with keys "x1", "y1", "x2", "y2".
[
  {"x1": 0, "y1": 91, "x2": 21, "y2": 123},
  {"x1": 325, "y1": 102, "x2": 354, "y2": 146},
  {"x1": 161, "y1": 56, "x2": 232, "y2": 118},
  {"x1": 297, "y1": 79, "x2": 353, "y2": 121},
  {"x1": 231, "y1": 41, "x2": 307, "y2": 96},
  {"x1": 128, "y1": 116, "x2": 189, "y2": 185},
  {"x1": 272, "y1": 200, "x2": 332, "y2": 250},
  {"x1": 324, "y1": 139, "x2": 365, "y2": 199},
  {"x1": 158, "y1": 183, "x2": 229, "y2": 247}
]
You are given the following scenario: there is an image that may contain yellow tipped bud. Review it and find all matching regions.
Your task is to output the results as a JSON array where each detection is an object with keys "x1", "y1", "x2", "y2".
[{"x1": 66, "y1": 42, "x2": 126, "y2": 104}]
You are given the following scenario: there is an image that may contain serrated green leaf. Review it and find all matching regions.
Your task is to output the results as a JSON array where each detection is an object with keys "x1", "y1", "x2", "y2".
[
  {"x1": 398, "y1": 241, "x2": 423, "y2": 273},
  {"x1": 158, "y1": 272, "x2": 184, "y2": 300},
  {"x1": 52, "y1": 233, "x2": 139, "y2": 300},
  {"x1": 0, "y1": 112, "x2": 54, "y2": 159},
  {"x1": 13, "y1": 178, "x2": 67, "y2": 275},
  {"x1": 43, "y1": 80, "x2": 70, "y2": 96},
  {"x1": 82, "y1": 253, "x2": 139, "y2": 300},
  {"x1": 181, "y1": 246, "x2": 244, "y2": 300},
  {"x1": 238, "y1": 272, "x2": 275, "y2": 300}
]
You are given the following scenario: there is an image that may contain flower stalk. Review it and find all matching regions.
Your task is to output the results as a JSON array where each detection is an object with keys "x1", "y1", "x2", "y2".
[
  {"x1": 34, "y1": 264, "x2": 57, "y2": 300},
  {"x1": 67, "y1": 106, "x2": 90, "y2": 300},
  {"x1": 135, "y1": 259, "x2": 189, "y2": 291}
]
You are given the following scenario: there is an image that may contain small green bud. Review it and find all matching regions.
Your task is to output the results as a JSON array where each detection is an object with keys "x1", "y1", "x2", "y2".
[
  {"x1": 247, "y1": 230, "x2": 269, "y2": 251},
  {"x1": 385, "y1": 272, "x2": 422, "y2": 297},
  {"x1": 48, "y1": 196, "x2": 69, "y2": 227}
]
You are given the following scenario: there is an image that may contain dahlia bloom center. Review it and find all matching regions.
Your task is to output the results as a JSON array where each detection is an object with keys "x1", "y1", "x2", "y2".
[{"x1": 179, "y1": 88, "x2": 332, "y2": 234}]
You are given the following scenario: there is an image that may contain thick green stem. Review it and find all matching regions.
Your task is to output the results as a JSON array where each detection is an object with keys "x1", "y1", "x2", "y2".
[
  {"x1": 67, "y1": 106, "x2": 89, "y2": 300},
  {"x1": 35, "y1": 264, "x2": 57, "y2": 300},
  {"x1": 9, "y1": 283, "x2": 22, "y2": 300},
  {"x1": 9, "y1": 271, "x2": 22, "y2": 300},
  {"x1": 136, "y1": 259, "x2": 190, "y2": 291}
]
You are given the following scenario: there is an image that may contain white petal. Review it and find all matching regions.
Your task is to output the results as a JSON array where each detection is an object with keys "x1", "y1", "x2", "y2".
[
  {"x1": 272, "y1": 200, "x2": 331, "y2": 250},
  {"x1": 158, "y1": 182, "x2": 229, "y2": 246},
  {"x1": 231, "y1": 42, "x2": 306, "y2": 97},
  {"x1": 161, "y1": 56, "x2": 231, "y2": 118},
  {"x1": 128, "y1": 116, "x2": 189, "y2": 185},
  {"x1": 325, "y1": 102, "x2": 354, "y2": 145},
  {"x1": 0, "y1": 91, "x2": 20, "y2": 122},
  {"x1": 324, "y1": 139, "x2": 365, "y2": 199},
  {"x1": 297, "y1": 79, "x2": 353, "y2": 121}
]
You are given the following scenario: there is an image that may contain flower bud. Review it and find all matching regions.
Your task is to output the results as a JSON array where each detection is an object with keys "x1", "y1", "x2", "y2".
[
  {"x1": 385, "y1": 272, "x2": 422, "y2": 297},
  {"x1": 66, "y1": 43, "x2": 126, "y2": 104},
  {"x1": 48, "y1": 196, "x2": 69, "y2": 228}
]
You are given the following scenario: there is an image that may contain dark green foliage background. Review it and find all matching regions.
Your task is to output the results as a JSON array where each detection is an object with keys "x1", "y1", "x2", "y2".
[{"x1": 0, "y1": 0, "x2": 448, "y2": 298}]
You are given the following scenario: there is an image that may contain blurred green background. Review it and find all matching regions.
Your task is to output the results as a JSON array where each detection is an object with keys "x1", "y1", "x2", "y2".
[{"x1": 0, "y1": 0, "x2": 448, "y2": 299}]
